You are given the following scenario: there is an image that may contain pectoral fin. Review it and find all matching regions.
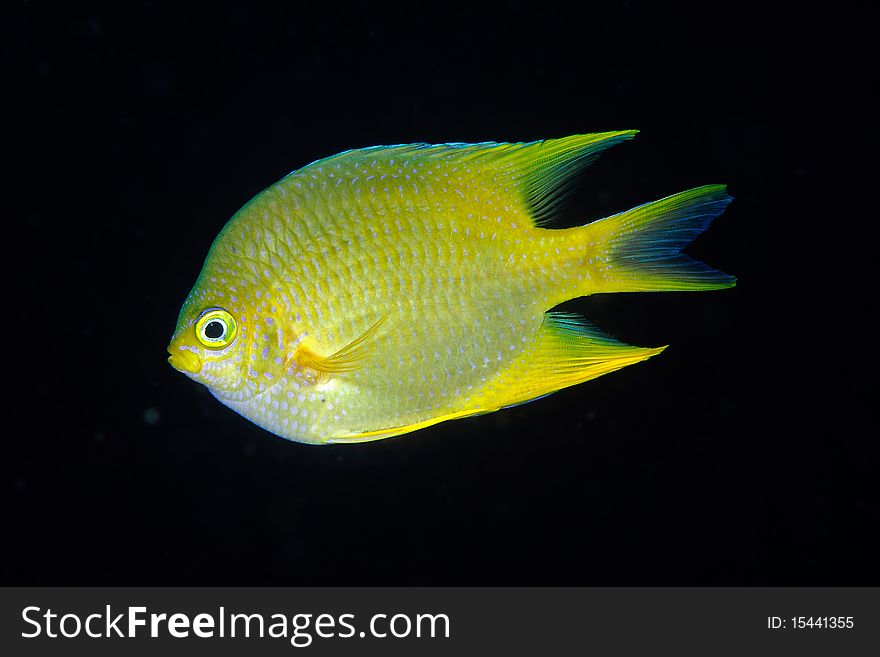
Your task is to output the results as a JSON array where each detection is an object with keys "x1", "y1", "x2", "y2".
[{"x1": 295, "y1": 316, "x2": 386, "y2": 374}]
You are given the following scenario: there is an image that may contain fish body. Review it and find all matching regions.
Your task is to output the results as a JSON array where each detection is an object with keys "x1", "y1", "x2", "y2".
[{"x1": 168, "y1": 132, "x2": 734, "y2": 444}]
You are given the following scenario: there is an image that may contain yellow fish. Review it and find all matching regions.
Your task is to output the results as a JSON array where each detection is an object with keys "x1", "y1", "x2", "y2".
[{"x1": 168, "y1": 131, "x2": 734, "y2": 444}]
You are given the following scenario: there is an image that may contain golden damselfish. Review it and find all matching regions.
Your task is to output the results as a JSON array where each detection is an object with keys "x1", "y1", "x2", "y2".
[{"x1": 168, "y1": 132, "x2": 734, "y2": 444}]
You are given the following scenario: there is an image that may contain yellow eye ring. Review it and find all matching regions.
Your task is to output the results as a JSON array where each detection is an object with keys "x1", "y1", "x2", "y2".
[{"x1": 195, "y1": 308, "x2": 237, "y2": 349}]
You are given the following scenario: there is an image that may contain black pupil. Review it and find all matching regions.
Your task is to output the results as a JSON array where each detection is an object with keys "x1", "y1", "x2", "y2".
[{"x1": 204, "y1": 320, "x2": 225, "y2": 339}]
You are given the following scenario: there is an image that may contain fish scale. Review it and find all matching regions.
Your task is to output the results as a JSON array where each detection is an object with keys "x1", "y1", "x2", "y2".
[
  {"x1": 168, "y1": 132, "x2": 735, "y2": 444},
  {"x1": 239, "y1": 166, "x2": 546, "y2": 434}
]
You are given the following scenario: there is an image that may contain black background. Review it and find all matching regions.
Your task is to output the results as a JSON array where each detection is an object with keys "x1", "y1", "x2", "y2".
[{"x1": 8, "y1": 1, "x2": 876, "y2": 584}]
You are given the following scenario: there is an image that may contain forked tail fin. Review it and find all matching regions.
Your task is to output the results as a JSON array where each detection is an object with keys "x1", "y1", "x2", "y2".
[{"x1": 583, "y1": 184, "x2": 736, "y2": 292}]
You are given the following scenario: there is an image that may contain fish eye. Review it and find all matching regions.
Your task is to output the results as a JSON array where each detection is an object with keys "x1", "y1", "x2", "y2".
[
  {"x1": 204, "y1": 320, "x2": 224, "y2": 339},
  {"x1": 195, "y1": 308, "x2": 237, "y2": 349}
]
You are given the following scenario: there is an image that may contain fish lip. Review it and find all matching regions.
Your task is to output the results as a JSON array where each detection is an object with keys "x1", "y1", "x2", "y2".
[{"x1": 167, "y1": 346, "x2": 202, "y2": 374}]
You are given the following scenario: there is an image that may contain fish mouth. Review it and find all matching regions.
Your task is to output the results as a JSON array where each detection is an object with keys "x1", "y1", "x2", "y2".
[{"x1": 167, "y1": 346, "x2": 202, "y2": 374}]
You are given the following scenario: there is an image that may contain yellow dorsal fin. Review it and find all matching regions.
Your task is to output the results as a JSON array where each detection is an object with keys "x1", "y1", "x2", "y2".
[
  {"x1": 295, "y1": 316, "x2": 386, "y2": 374},
  {"x1": 303, "y1": 131, "x2": 637, "y2": 226},
  {"x1": 490, "y1": 131, "x2": 638, "y2": 225},
  {"x1": 470, "y1": 312, "x2": 667, "y2": 410}
]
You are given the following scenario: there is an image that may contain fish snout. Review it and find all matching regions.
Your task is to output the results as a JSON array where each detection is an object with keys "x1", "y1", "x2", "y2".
[{"x1": 167, "y1": 345, "x2": 202, "y2": 374}]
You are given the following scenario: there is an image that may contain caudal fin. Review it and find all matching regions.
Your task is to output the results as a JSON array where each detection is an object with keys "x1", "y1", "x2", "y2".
[{"x1": 584, "y1": 184, "x2": 736, "y2": 292}]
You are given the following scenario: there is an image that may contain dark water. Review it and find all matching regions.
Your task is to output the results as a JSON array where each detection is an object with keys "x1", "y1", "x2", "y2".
[{"x1": 9, "y1": 2, "x2": 875, "y2": 584}]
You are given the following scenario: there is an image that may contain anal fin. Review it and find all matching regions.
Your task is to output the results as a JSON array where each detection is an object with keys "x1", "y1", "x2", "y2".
[
  {"x1": 328, "y1": 409, "x2": 487, "y2": 444},
  {"x1": 471, "y1": 312, "x2": 666, "y2": 410},
  {"x1": 325, "y1": 312, "x2": 663, "y2": 443}
]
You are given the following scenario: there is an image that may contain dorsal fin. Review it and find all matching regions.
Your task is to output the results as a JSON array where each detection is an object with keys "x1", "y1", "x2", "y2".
[
  {"x1": 472, "y1": 131, "x2": 638, "y2": 225},
  {"x1": 301, "y1": 131, "x2": 637, "y2": 226}
]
